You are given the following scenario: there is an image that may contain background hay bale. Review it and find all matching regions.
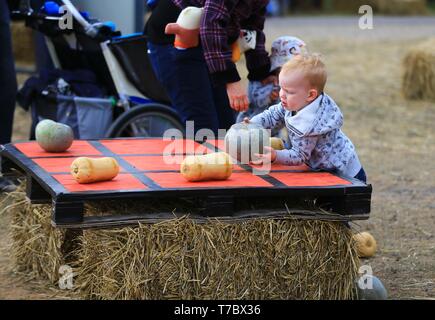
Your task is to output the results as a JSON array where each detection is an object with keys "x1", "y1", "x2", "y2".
[
  {"x1": 75, "y1": 218, "x2": 360, "y2": 300},
  {"x1": 402, "y1": 38, "x2": 435, "y2": 101},
  {"x1": 331, "y1": 0, "x2": 376, "y2": 12},
  {"x1": 331, "y1": 0, "x2": 428, "y2": 14},
  {"x1": 11, "y1": 22, "x2": 35, "y2": 64},
  {"x1": 375, "y1": 0, "x2": 428, "y2": 15}
]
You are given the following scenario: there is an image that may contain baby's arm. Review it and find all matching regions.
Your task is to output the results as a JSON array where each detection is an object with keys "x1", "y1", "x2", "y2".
[
  {"x1": 250, "y1": 103, "x2": 286, "y2": 129},
  {"x1": 274, "y1": 135, "x2": 319, "y2": 166}
]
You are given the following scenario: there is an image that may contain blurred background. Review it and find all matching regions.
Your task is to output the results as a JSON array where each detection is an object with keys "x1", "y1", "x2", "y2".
[{"x1": 11, "y1": 0, "x2": 435, "y2": 68}]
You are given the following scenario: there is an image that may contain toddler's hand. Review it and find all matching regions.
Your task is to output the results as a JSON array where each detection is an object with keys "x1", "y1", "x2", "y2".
[
  {"x1": 243, "y1": 117, "x2": 250, "y2": 124},
  {"x1": 251, "y1": 146, "x2": 277, "y2": 165}
]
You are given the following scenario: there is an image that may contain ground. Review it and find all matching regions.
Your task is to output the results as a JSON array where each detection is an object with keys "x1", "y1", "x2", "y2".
[{"x1": 0, "y1": 16, "x2": 434, "y2": 300}]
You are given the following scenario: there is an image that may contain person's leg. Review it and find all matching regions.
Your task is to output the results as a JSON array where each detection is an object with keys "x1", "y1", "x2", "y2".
[
  {"x1": 0, "y1": 0, "x2": 17, "y2": 192},
  {"x1": 0, "y1": 0, "x2": 17, "y2": 145},
  {"x1": 354, "y1": 167, "x2": 368, "y2": 184},
  {"x1": 211, "y1": 83, "x2": 236, "y2": 136},
  {"x1": 148, "y1": 42, "x2": 220, "y2": 135},
  {"x1": 34, "y1": 33, "x2": 54, "y2": 73}
]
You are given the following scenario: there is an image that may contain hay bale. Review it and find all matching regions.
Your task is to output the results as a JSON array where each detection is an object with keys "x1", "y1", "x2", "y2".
[
  {"x1": 7, "y1": 184, "x2": 76, "y2": 284},
  {"x1": 375, "y1": 0, "x2": 428, "y2": 15},
  {"x1": 3, "y1": 184, "x2": 361, "y2": 299},
  {"x1": 11, "y1": 22, "x2": 35, "y2": 64},
  {"x1": 331, "y1": 0, "x2": 427, "y2": 14},
  {"x1": 402, "y1": 38, "x2": 435, "y2": 101},
  {"x1": 331, "y1": 0, "x2": 375, "y2": 12},
  {"x1": 75, "y1": 218, "x2": 360, "y2": 300}
]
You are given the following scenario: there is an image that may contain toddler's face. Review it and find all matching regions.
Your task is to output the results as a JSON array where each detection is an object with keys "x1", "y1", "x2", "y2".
[{"x1": 279, "y1": 71, "x2": 316, "y2": 112}]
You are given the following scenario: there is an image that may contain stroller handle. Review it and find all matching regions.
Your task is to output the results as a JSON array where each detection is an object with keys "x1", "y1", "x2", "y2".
[
  {"x1": 11, "y1": 0, "x2": 118, "y2": 40},
  {"x1": 60, "y1": 0, "x2": 98, "y2": 37}
]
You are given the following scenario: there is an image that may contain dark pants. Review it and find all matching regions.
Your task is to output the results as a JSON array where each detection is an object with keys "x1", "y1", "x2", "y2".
[
  {"x1": 0, "y1": 0, "x2": 17, "y2": 145},
  {"x1": 354, "y1": 167, "x2": 368, "y2": 184},
  {"x1": 148, "y1": 42, "x2": 235, "y2": 136}
]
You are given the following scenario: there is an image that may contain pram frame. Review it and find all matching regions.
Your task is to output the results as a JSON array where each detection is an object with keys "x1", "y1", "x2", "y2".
[{"x1": 12, "y1": 0, "x2": 184, "y2": 138}]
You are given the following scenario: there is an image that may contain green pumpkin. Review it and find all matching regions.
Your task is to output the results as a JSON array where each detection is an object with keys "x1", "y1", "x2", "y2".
[
  {"x1": 224, "y1": 122, "x2": 270, "y2": 163},
  {"x1": 35, "y1": 120, "x2": 74, "y2": 153},
  {"x1": 357, "y1": 276, "x2": 388, "y2": 300}
]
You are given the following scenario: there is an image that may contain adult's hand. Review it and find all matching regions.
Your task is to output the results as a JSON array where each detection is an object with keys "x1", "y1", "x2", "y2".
[{"x1": 226, "y1": 81, "x2": 249, "y2": 112}]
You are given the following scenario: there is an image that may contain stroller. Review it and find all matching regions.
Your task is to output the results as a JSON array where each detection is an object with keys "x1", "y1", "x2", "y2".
[{"x1": 13, "y1": 0, "x2": 184, "y2": 139}]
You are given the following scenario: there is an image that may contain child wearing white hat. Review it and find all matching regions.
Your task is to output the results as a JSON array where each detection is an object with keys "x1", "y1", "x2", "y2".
[
  {"x1": 242, "y1": 36, "x2": 305, "y2": 117},
  {"x1": 237, "y1": 36, "x2": 306, "y2": 144}
]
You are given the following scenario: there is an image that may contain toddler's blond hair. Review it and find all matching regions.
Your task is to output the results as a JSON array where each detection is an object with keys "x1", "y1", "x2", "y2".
[{"x1": 281, "y1": 53, "x2": 327, "y2": 93}]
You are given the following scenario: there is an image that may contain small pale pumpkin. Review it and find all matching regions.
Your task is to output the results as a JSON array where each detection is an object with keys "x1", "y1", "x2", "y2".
[
  {"x1": 353, "y1": 232, "x2": 378, "y2": 258},
  {"x1": 224, "y1": 122, "x2": 270, "y2": 163},
  {"x1": 35, "y1": 119, "x2": 74, "y2": 153},
  {"x1": 71, "y1": 157, "x2": 120, "y2": 184},
  {"x1": 181, "y1": 152, "x2": 233, "y2": 182}
]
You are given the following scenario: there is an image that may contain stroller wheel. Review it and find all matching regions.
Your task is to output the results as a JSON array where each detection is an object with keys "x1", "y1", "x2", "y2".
[{"x1": 106, "y1": 103, "x2": 184, "y2": 138}]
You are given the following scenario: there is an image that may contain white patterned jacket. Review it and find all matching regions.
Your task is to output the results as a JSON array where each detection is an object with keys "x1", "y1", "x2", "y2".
[{"x1": 250, "y1": 93, "x2": 362, "y2": 178}]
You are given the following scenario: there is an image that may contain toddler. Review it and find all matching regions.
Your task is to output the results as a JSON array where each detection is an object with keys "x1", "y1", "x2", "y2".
[{"x1": 248, "y1": 53, "x2": 367, "y2": 182}]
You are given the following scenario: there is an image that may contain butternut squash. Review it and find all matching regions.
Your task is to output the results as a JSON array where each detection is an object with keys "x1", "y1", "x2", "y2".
[
  {"x1": 180, "y1": 152, "x2": 233, "y2": 182},
  {"x1": 71, "y1": 157, "x2": 120, "y2": 184},
  {"x1": 353, "y1": 232, "x2": 377, "y2": 258},
  {"x1": 270, "y1": 137, "x2": 285, "y2": 150}
]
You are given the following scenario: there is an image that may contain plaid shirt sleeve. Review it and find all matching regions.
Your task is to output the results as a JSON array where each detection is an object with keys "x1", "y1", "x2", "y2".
[
  {"x1": 242, "y1": 4, "x2": 271, "y2": 82},
  {"x1": 173, "y1": 0, "x2": 270, "y2": 85},
  {"x1": 199, "y1": 0, "x2": 241, "y2": 85}
]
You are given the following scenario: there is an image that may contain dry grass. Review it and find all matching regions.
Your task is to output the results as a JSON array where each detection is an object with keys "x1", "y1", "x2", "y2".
[{"x1": 11, "y1": 22, "x2": 35, "y2": 64}]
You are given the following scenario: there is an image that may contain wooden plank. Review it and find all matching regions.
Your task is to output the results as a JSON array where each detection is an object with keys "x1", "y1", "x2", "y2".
[
  {"x1": 0, "y1": 156, "x2": 23, "y2": 175},
  {"x1": 52, "y1": 201, "x2": 85, "y2": 224},
  {"x1": 26, "y1": 174, "x2": 52, "y2": 204},
  {"x1": 1, "y1": 139, "x2": 373, "y2": 230},
  {"x1": 53, "y1": 209, "x2": 370, "y2": 230}
]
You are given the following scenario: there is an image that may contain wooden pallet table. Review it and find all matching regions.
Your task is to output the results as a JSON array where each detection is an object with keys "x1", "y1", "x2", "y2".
[{"x1": 0, "y1": 138, "x2": 372, "y2": 229}]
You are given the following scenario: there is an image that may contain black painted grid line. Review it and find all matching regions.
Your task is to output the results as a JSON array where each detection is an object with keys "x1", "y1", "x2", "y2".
[
  {"x1": 89, "y1": 141, "x2": 162, "y2": 190},
  {"x1": 201, "y1": 140, "x2": 288, "y2": 188}
]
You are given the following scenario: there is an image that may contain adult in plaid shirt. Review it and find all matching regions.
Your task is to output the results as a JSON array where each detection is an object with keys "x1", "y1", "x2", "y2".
[{"x1": 145, "y1": 0, "x2": 274, "y2": 136}]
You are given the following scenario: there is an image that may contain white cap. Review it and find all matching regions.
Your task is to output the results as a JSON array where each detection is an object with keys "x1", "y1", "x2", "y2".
[
  {"x1": 270, "y1": 36, "x2": 306, "y2": 72},
  {"x1": 238, "y1": 29, "x2": 257, "y2": 54},
  {"x1": 177, "y1": 7, "x2": 204, "y2": 30}
]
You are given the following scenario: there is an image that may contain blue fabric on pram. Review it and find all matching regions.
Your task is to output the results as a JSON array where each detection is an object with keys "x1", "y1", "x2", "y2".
[
  {"x1": 18, "y1": 69, "x2": 114, "y2": 140},
  {"x1": 54, "y1": 95, "x2": 113, "y2": 139}
]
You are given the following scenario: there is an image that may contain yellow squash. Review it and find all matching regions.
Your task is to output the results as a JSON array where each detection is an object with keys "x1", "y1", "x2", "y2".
[
  {"x1": 71, "y1": 157, "x2": 120, "y2": 184},
  {"x1": 353, "y1": 232, "x2": 378, "y2": 258},
  {"x1": 181, "y1": 152, "x2": 233, "y2": 182},
  {"x1": 270, "y1": 137, "x2": 285, "y2": 150}
]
